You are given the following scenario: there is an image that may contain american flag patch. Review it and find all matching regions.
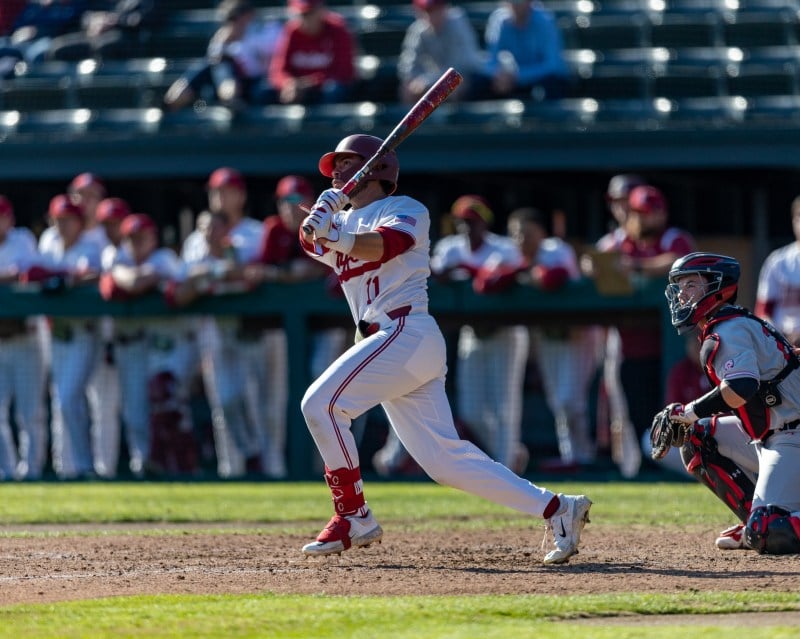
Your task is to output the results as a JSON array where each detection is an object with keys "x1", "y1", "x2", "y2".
[{"x1": 395, "y1": 214, "x2": 417, "y2": 226}]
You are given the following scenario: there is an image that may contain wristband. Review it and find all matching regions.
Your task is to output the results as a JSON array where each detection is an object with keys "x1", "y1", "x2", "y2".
[
  {"x1": 327, "y1": 231, "x2": 356, "y2": 255},
  {"x1": 688, "y1": 386, "x2": 730, "y2": 419}
]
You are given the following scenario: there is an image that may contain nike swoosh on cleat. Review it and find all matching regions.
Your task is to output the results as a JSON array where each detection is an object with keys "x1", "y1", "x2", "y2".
[{"x1": 558, "y1": 521, "x2": 567, "y2": 538}]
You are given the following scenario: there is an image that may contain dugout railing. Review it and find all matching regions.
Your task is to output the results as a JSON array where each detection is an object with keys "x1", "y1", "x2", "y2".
[{"x1": 0, "y1": 276, "x2": 680, "y2": 479}]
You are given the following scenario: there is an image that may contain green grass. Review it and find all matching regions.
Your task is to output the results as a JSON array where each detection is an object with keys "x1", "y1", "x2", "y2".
[
  {"x1": 0, "y1": 481, "x2": 791, "y2": 638},
  {"x1": 1, "y1": 592, "x2": 799, "y2": 639},
  {"x1": 0, "y1": 481, "x2": 729, "y2": 528}
]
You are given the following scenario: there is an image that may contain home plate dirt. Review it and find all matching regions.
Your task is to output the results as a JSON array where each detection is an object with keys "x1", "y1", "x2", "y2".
[{"x1": 1, "y1": 521, "x2": 799, "y2": 628}]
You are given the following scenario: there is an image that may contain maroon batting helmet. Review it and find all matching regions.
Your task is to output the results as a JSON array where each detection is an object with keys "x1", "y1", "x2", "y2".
[
  {"x1": 666, "y1": 252, "x2": 740, "y2": 334},
  {"x1": 318, "y1": 134, "x2": 399, "y2": 194}
]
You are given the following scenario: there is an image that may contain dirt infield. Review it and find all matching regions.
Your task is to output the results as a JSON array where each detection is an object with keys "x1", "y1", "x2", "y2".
[{"x1": 2, "y1": 521, "x2": 800, "y2": 609}]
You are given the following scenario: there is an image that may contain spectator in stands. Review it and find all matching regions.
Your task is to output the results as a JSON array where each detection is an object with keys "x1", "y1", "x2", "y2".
[
  {"x1": 268, "y1": 0, "x2": 355, "y2": 105},
  {"x1": 755, "y1": 195, "x2": 800, "y2": 347},
  {"x1": 0, "y1": 195, "x2": 47, "y2": 481},
  {"x1": 483, "y1": 0, "x2": 570, "y2": 101},
  {"x1": 102, "y1": 213, "x2": 199, "y2": 477},
  {"x1": 430, "y1": 195, "x2": 530, "y2": 473},
  {"x1": 397, "y1": 0, "x2": 486, "y2": 104},
  {"x1": 46, "y1": 0, "x2": 162, "y2": 61},
  {"x1": 164, "y1": 0, "x2": 282, "y2": 112},
  {"x1": 0, "y1": 0, "x2": 88, "y2": 70}
]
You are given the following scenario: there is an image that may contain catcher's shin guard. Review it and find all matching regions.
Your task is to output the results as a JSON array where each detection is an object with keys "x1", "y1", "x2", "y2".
[
  {"x1": 745, "y1": 506, "x2": 800, "y2": 554},
  {"x1": 679, "y1": 417, "x2": 754, "y2": 523}
]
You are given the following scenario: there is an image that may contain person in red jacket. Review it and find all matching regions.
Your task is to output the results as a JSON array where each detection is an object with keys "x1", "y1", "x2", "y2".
[{"x1": 268, "y1": 0, "x2": 355, "y2": 105}]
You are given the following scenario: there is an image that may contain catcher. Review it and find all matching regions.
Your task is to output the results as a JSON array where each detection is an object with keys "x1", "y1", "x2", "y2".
[{"x1": 650, "y1": 252, "x2": 800, "y2": 554}]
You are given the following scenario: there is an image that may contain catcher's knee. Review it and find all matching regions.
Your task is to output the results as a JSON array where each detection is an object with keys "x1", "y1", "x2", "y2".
[
  {"x1": 680, "y1": 416, "x2": 754, "y2": 523},
  {"x1": 745, "y1": 506, "x2": 800, "y2": 554}
]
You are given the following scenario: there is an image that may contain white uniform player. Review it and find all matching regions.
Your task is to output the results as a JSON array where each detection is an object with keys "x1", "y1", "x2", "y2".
[
  {"x1": 430, "y1": 195, "x2": 529, "y2": 471},
  {"x1": 38, "y1": 195, "x2": 103, "y2": 480},
  {"x1": 101, "y1": 213, "x2": 198, "y2": 476},
  {"x1": 297, "y1": 134, "x2": 592, "y2": 564},
  {"x1": 504, "y1": 207, "x2": 599, "y2": 468},
  {"x1": 755, "y1": 195, "x2": 800, "y2": 346},
  {"x1": 183, "y1": 167, "x2": 266, "y2": 478},
  {"x1": 0, "y1": 195, "x2": 47, "y2": 480}
]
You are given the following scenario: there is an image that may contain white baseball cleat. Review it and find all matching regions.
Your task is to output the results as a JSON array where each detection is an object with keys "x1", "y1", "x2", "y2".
[
  {"x1": 302, "y1": 509, "x2": 384, "y2": 557},
  {"x1": 542, "y1": 494, "x2": 592, "y2": 565},
  {"x1": 715, "y1": 523, "x2": 746, "y2": 550}
]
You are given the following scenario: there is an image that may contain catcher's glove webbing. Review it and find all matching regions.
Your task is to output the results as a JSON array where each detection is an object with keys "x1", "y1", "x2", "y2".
[{"x1": 650, "y1": 403, "x2": 691, "y2": 460}]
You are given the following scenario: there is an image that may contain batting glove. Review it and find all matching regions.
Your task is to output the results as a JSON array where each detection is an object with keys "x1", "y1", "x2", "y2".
[
  {"x1": 302, "y1": 208, "x2": 333, "y2": 239},
  {"x1": 313, "y1": 188, "x2": 349, "y2": 216},
  {"x1": 667, "y1": 402, "x2": 698, "y2": 425}
]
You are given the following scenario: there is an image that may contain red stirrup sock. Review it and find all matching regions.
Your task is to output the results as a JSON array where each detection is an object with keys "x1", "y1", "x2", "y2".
[{"x1": 324, "y1": 466, "x2": 366, "y2": 516}]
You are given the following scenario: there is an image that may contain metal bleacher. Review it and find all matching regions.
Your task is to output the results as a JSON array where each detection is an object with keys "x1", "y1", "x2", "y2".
[{"x1": 0, "y1": 0, "x2": 799, "y2": 143}]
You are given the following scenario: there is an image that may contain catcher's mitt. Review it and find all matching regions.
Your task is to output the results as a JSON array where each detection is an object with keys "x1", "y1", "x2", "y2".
[{"x1": 650, "y1": 403, "x2": 691, "y2": 460}]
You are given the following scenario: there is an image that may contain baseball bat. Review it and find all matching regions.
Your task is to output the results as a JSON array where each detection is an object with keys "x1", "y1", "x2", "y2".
[{"x1": 303, "y1": 67, "x2": 463, "y2": 235}]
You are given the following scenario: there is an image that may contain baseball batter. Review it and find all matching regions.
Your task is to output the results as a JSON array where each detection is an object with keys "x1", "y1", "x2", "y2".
[
  {"x1": 298, "y1": 133, "x2": 592, "y2": 564},
  {"x1": 652, "y1": 252, "x2": 800, "y2": 553}
]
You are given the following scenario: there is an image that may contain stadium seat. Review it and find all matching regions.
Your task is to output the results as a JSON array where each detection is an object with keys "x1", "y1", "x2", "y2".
[
  {"x1": 744, "y1": 94, "x2": 800, "y2": 122},
  {"x1": 0, "y1": 78, "x2": 73, "y2": 112},
  {"x1": 726, "y1": 63, "x2": 799, "y2": 97},
  {"x1": 722, "y1": 11, "x2": 797, "y2": 48},
  {"x1": 87, "y1": 108, "x2": 163, "y2": 136},
  {"x1": 572, "y1": 66, "x2": 647, "y2": 100},
  {"x1": 648, "y1": 12, "x2": 722, "y2": 48},
  {"x1": 159, "y1": 105, "x2": 234, "y2": 133},
  {"x1": 651, "y1": 65, "x2": 724, "y2": 99},
  {"x1": 352, "y1": 54, "x2": 398, "y2": 103},
  {"x1": 667, "y1": 95, "x2": 747, "y2": 125},
  {"x1": 566, "y1": 14, "x2": 647, "y2": 51},
  {"x1": 356, "y1": 26, "x2": 407, "y2": 57},
  {"x1": 74, "y1": 77, "x2": 144, "y2": 109},
  {"x1": 3, "y1": 108, "x2": 91, "y2": 139}
]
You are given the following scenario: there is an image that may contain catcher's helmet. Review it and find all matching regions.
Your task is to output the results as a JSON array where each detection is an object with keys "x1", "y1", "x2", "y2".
[
  {"x1": 665, "y1": 252, "x2": 740, "y2": 333},
  {"x1": 318, "y1": 134, "x2": 399, "y2": 194}
]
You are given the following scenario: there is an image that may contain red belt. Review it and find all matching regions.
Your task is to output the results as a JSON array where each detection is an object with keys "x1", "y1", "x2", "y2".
[{"x1": 357, "y1": 305, "x2": 412, "y2": 339}]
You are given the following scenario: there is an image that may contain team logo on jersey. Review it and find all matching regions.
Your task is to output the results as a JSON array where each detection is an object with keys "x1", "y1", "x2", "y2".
[{"x1": 724, "y1": 359, "x2": 735, "y2": 370}]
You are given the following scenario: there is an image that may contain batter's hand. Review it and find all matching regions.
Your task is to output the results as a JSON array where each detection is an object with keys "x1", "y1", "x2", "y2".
[
  {"x1": 302, "y1": 208, "x2": 332, "y2": 239},
  {"x1": 313, "y1": 188, "x2": 349, "y2": 216}
]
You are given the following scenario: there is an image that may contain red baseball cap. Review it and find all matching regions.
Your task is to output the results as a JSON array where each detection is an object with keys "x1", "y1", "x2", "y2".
[
  {"x1": 208, "y1": 167, "x2": 246, "y2": 191},
  {"x1": 628, "y1": 185, "x2": 667, "y2": 215},
  {"x1": 289, "y1": 0, "x2": 323, "y2": 14},
  {"x1": 413, "y1": 0, "x2": 447, "y2": 10},
  {"x1": 69, "y1": 172, "x2": 106, "y2": 196},
  {"x1": 120, "y1": 213, "x2": 157, "y2": 237},
  {"x1": 96, "y1": 197, "x2": 132, "y2": 223},
  {"x1": 275, "y1": 175, "x2": 314, "y2": 201},
  {"x1": 49, "y1": 194, "x2": 84, "y2": 220},
  {"x1": 0, "y1": 195, "x2": 13, "y2": 219},
  {"x1": 451, "y1": 194, "x2": 494, "y2": 225}
]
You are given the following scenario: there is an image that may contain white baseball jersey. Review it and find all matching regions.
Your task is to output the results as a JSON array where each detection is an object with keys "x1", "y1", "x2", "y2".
[
  {"x1": 309, "y1": 196, "x2": 431, "y2": 325},
  {"x1": 301, "y1": 195, "x2": 556, "y2": 519},
  {"x1": 431, "y1": 231, "x2": 524, "y2": 277},
  {"x1": 0, "y1": 227, "x2": 39, "y2": 274},
  {"x1": 39, "y1": 231, "x2": 102, "y2": 274},
  {"x1": 756, "y1": 241, "x2": 800, "y2": 338},
  {"x1": 182, "y1": 217, "x2": 262, "y2": 265}
]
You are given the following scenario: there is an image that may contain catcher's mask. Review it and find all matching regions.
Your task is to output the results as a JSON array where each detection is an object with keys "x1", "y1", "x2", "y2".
[
  {"x1": 318, "y1": 134, "x2": 399, "y2": 194},
  {"x1": 665, "y1": 252, "x2": 740, "y2": 334}
]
